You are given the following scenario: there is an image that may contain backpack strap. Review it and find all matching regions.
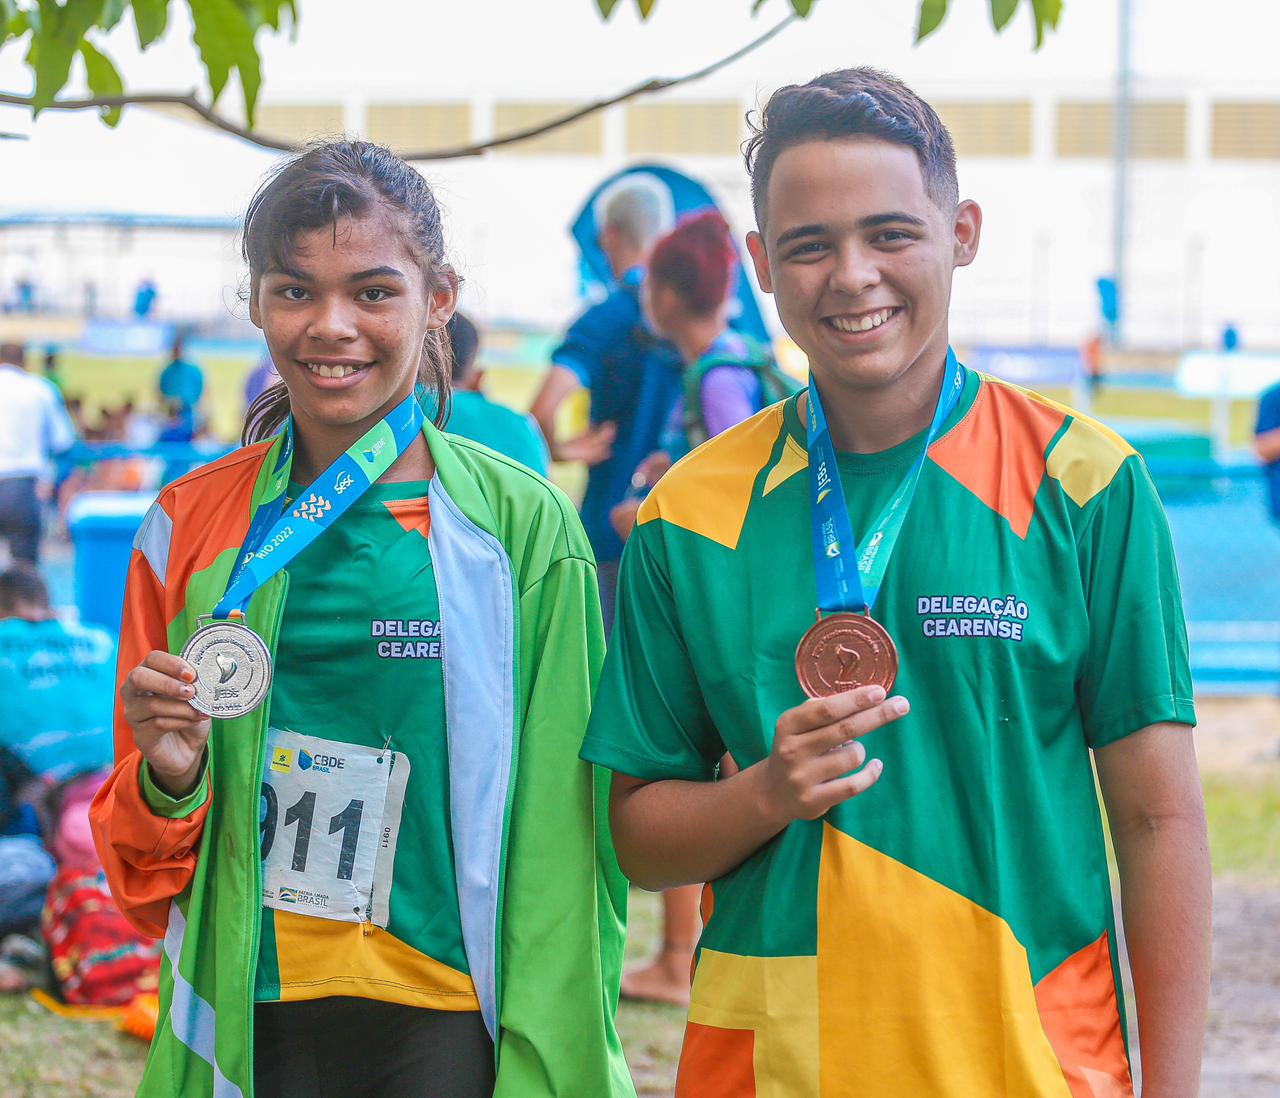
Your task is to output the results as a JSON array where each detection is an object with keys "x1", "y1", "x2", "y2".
[{"x1": 681, "y1": 337, "x2": 802, "y2": 450}]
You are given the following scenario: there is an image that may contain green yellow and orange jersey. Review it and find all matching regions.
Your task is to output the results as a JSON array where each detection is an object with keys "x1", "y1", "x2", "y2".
[
  {"x1": 252, "y1": 481, "x2": 476, "y2": 1011},
  {"x1": 583, "y1": 365, "x2": 1196, "y2": 1098}
]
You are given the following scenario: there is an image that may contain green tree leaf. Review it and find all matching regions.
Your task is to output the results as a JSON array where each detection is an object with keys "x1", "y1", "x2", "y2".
[
  {"x1": 29, "y1": 0, "x2": 106, "y2": 110},
  {"x1": 990, "y1": 0, "x2": 1018, "y2": 31},
  {"x1": 635, "y1": 0, "x2": 657, "y2": 17},
  {"x1": 80, "y1": 37, "x2": 123, "y2": 124},
  {"x1": 595, "y1": 0, "x2": 622, "y2": 18},
  {"x1": 1030, "y1": 0, "x2": 1062, "y2": 48},
  {"x1": 789, "y1": 0, "x2": 815, "y2": 15},
  {"x1": 131, "y1": 0, "x2": 168, "y2": 47},
  {"x1": 187, "y1": 0, "x2": 262, "y2": 120},
  {"x1": 99, "y1": 0, "x2": 127, "y2": 31},
  {"x1": 916, "y1": 0, "x2": 947, "y2": 41},
  {"x1": 251, "y1": 0, "x2": 297, "y2": 33},
  {"x1": 0, "y1": 0, "x2": 17, "y2": 47}
]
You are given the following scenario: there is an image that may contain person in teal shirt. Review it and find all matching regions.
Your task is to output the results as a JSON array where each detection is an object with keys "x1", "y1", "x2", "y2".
[
  {"x1": 444, "y1": 313, "x2": 550, "y2": 476},
  {"x1": 0, "y1": 565, "x2": 115, "y2": 782}
]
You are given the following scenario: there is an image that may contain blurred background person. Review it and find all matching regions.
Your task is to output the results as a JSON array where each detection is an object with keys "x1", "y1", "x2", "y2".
[
  {"x1": 0, "y1": 743, "x2": 54, "y2": 992},
  {"x1": 132, "y1": 278, "x2": 157, "y2": 320},
  {"x1": 609, "y1": 211, "x2": 798, "y2": 541},
  {"x1": 41, "y1": 347, "x2": 65, "y2": 396},
  {"x1": 0, "y1": 567, "x2": 154, "y2": 1003},
  {"x1": 0, "y1": 565, "x2": 116, "y2": 784},
  {"x1": 444, "y1": 312, "x2": 550, "y2": 476},
  {"x1": 156, "y1": 333, "x2": 204, "y2": 442},
  {"x1": 530, "y1": 176, "x2": 681, "y2": 631},
  {"x1": 242, "y1": 352, "x2": 280, "y2": 410},
  {"x1": 1256, "y1": 377, "x2": 1280, "y2": 526},
  {"x1": 0, "y1": 342, "x2": 77, "y2": 567}
]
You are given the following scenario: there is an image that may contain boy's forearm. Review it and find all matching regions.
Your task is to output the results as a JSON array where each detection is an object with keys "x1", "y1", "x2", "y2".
[
  {"x1": 610, "y1": 763, "x2": 790, "y2": 890},
  {"x1": 1113, "y1": 811, "x2": 1212, "y2": 1096}
]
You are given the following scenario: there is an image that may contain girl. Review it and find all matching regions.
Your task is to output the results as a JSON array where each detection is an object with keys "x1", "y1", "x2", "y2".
[{"x1": 90, "y1": 141, "x2": 632, "y2": 1098}]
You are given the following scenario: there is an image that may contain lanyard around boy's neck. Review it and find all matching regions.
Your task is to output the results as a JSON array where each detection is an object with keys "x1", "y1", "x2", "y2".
[
  {"x1": 806, "y1": 348, "x2": 965, "y2": 617},
  {"x1": 212, "y1": 392, "x2": 425, "y2": 621}
]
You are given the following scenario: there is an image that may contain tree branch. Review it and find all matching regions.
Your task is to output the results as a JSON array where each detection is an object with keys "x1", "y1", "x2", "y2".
[
  {"x1": 0, "y1": 89, "x2": 299, "y2": 150},
  {"x1": 0, "y1": 14, "x2": 797, "y2": 161}
]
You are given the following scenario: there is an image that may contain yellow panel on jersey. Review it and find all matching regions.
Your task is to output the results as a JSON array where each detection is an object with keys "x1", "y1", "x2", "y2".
[
  {"x1": 274, "y1": 911, "x2": 480, "y2": 1011},
  {"x1": 762, "y1": 434, "x2": 808, "y2": 498},
  {"x1": 816, "y1": 823, "x2": 1074, "y2": 1097},
  {"x1": 685, "y1": 949, "x2": 819, "y2": 1098},
  {"x1": 637, "y1": 402, "x2": 787, "y2": 549},
  {"x1": 1047, "y1": 416, "x2": 1137, "y2": 508}
]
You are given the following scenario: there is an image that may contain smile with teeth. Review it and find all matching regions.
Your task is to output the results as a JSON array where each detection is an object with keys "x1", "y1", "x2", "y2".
[
  {"x1": 827, "y1": 307, "x2": 900, "y2": 333},
  {"x1": 304, "y1": 362, "x2": 369, "y2": 379}
]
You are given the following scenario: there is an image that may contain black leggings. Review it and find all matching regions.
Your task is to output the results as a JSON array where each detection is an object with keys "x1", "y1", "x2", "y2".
[{"x1": 253, "y1": 997, "x2": 495, "y2": 1098}]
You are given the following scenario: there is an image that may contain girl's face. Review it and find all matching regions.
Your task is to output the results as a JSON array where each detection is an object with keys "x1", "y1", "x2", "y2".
[{"x1": 250, "y1": 209, "x2": 455, "y2": 443}]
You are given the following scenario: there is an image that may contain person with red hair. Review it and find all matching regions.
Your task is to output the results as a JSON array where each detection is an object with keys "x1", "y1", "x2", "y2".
[{"x1": 611, "y1": 212, "x2": 797, "y2": 543}]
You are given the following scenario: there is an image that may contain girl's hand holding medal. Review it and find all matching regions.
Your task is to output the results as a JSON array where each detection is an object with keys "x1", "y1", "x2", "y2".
[{"x1": 121, "y1": 650, "x2": 212, "y2": 798}]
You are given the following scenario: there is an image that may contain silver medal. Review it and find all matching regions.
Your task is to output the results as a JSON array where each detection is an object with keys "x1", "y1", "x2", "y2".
[{"x1": 180, "y1": 620, "x2": 273, "y2": 719}]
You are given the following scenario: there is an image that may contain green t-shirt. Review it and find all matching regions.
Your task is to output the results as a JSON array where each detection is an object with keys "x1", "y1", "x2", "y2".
[
  {"x1": 254, "y1": 480, "x2": 478, "y2": 1012},
  {"x1": 445, "y1": 391, "x2": 550, "y2": 477},
  {"x1": 582, "y1": 369, "x2": 1195, "y2": 1096}
]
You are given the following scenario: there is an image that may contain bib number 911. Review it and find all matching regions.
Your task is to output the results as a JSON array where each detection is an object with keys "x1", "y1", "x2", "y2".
[{"x1": 259, "y1": 728, "x2": 410, "y2": 926}]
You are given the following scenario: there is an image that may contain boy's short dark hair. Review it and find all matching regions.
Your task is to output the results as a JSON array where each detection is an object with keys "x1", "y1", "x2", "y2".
[
  {"x1": 0, "y1": 564, "x2": 50, "y2": 616},
  {"x1": 744, "y1": 67, "x2": 958, "y2": 227},
  {"x1": 446, "y1": 312, "x2": 479, "y2": 384}
]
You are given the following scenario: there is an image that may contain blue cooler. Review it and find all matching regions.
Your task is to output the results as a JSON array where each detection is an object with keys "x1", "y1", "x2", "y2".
[{"x1": 67, "y1": 492, "x2": 156, "y2": 633}]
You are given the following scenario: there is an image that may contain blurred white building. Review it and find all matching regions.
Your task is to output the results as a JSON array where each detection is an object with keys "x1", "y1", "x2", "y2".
[{"x1": 1, "y1": 0, "x2": 1278, "y2": 349}]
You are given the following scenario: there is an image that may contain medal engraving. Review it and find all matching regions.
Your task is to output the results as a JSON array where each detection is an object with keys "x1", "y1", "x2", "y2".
[
  {"x1": 180, "y1": 621, "x2": 273, "y2": 718},
  {"x1": 796, "y1": 613, "x2": 898, "y2": 698}
]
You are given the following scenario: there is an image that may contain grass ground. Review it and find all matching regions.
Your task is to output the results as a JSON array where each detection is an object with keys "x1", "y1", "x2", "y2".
[{"x1": 1, "y1": 698, "x2": 1276, "y2": 1097}]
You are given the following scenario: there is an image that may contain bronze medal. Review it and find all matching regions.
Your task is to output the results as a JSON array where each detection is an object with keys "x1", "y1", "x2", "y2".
[{"x1": 795, "y1": 612, "x2": 898, "y2": 698}]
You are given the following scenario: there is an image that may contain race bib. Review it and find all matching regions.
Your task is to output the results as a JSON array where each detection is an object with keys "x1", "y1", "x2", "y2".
[{"x1": 259, "y1": 728, "x2": 410, "y2": 926}]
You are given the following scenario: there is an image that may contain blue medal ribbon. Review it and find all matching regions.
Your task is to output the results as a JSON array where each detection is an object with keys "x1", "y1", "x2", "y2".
[
  {"x1": 213, "y1": 392, "x2": 425, "y2": 620},
  {"x1": 806, "y1": 348, "x2": 965, "y2": 617}
]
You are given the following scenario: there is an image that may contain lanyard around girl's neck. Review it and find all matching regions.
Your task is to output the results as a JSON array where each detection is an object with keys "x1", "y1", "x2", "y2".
[
  {"x1": 212, "y1": 392, "x2": 425, "y2": 620},
  {"x1": 806, "y1": 348, "x2": 965, "y2": 617}
]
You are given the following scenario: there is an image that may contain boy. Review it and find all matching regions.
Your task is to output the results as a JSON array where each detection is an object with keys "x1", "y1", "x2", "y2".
[
  {"x1": 444, "y1": 312, "x2": 550, "y2": 475},
  {"x1": 583, "y1": 69, "x2": 1210, "y2": 1097}
]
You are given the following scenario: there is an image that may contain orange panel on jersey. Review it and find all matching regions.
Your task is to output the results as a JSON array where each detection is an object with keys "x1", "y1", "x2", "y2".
[
  {"x1": 383, "y1": 497, "x2": 432, "y2": 540},
  {"x1": 929, "y1": 379, "x2": 1066, "y2": 539},
  {"x1": 676, "y1": 1021, "x2": 756, "y2": 1098},
  {"x1": 1034, "y1": 932, "x2": 1134, "y2": 1098}
]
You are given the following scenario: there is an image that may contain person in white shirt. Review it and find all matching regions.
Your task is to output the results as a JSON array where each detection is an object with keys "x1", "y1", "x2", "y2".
[{"x1": 0, "y1": 343, "x2": 76, "y2": 565}]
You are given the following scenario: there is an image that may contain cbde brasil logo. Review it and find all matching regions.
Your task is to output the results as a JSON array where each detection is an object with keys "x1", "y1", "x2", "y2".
[{"x1": 297, "y1": 748, "x2": 345, "y2": 774}]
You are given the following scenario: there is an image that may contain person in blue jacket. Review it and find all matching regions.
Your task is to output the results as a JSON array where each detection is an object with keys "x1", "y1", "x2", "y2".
[{"x1": 529, "y1": 178, "x2": 681, "y2": 630}]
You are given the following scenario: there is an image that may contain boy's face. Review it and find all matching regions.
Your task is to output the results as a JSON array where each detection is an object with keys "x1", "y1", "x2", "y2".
[{"x1": 747, "y1": 137, "x2": 980, "y2": 396}]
